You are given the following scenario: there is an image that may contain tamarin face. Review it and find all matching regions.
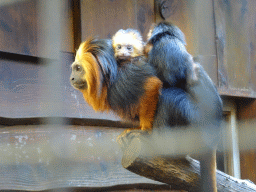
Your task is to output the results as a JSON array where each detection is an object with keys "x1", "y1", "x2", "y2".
[
  {"x1": 112, "y1": 29, "x2": 144, "y2": 60},
  {"x1": 70, "y1": 62, "x2": 87, "y2": 90},
  {"x1": 70, "y1": 40, "x2": 106, "y2": 100},
  {"x1": 115, "y1": 43, "x2": 134, "y2": 60}
]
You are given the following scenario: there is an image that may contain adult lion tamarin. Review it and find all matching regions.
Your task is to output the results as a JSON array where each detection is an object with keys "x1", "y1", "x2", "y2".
[
  {"x1": 70, "y1": 38, "x2": 162, "y2": 133},
  {"x1": 145, "y1": 21, "x2": 223, "y2": 192}
]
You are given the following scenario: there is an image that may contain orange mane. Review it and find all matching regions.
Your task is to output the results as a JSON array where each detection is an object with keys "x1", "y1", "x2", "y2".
[{"x1": 75, "y1": 40, "x2": 110, "y2": 112}]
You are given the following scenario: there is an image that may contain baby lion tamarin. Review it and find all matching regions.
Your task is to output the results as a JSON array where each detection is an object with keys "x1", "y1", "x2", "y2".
[{"x1": 112, "y1": 29, "x2": 144, "y2": 64}]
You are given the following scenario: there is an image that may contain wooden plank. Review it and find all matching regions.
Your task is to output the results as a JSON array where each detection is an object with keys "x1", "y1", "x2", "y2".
[
  {"x1": 134, "y1": 0, "x2": 155, "y2": 39},
  {"x1": 154, "y1": 0, "x2": 219, "y2": 86},
  {"x1": 0, "y1": 0, "x2": 38, "y2": 56},
  {"x1": 0, "y1": 52, "x2": 118, "y2": 121},
  {"x1": 248, "y1": 0, "x2": 256, "y2": 92},
  {"x1": 0, "y1": 0, "x2": 76, "y2": 55},
  {"x1": 0, "y1": 125, "x2": 166, "y2": 191},
  {"x1": 81, "y1": 0, "x2": 135, "y2": 40},
  {"x1": 218, "y1": 87, "x2": 256, "y2": 98},
  {"x1": 81, "y1": 0, "x2": 154, "y2": 41},
  {"x1": 214, "y1": 0, "x2": 252, "y2": 91},
  {"x1": 0, "y1": 58, "x2": 46, "y2": 118},
  {"x1": 0, "y1": 0, "x2": 27, "y2": 6}
]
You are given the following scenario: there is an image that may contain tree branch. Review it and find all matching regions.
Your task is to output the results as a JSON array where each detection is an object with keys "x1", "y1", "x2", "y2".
[{"x1": 117, "y1": 130, "x2": 256, "y2": 192}]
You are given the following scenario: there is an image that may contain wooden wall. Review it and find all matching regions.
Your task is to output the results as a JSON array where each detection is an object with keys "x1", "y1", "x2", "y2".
[
  {"x1": 1, "y1": 0, "x2": 256, "y2": 120},
  {"x1": 0, "y1": 0, "x2": 38, "y2": 56},
  {"x1": 80, "y1": 0, "x2": 154, "y2": 41},
  {"x1": 0, "y1": 0, "x2": 119, "y2": 121},
  {"x1": 214, "y1": 0, "x2": 256, "y2": 98}
]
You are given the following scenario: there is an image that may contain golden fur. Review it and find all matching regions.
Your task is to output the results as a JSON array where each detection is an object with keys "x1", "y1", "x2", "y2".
[{"x1": 73, "y1": 41, "x2": 110, "y2": 112}]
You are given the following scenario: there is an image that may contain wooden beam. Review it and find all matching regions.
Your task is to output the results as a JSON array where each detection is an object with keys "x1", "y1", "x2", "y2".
[{"x1": 117, "y1": 130, "x2": 256, "y2": 192}]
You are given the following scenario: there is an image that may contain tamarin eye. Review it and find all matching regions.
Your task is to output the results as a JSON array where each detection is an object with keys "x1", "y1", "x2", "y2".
[
  {"x1": 117, "y1": 45, "x2": 121, "y2": 49},
  {"x1": 75, "y1": 65, "x2": 81, "y2": 71},
  {"x1": 127, "y1": 45, "x2": 133, "y2": 50}
]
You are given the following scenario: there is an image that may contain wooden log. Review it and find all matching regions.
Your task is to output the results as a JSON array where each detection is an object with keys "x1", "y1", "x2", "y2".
[{"x1": 117, "y1": 130, "x2": 256, "y2": 192}]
